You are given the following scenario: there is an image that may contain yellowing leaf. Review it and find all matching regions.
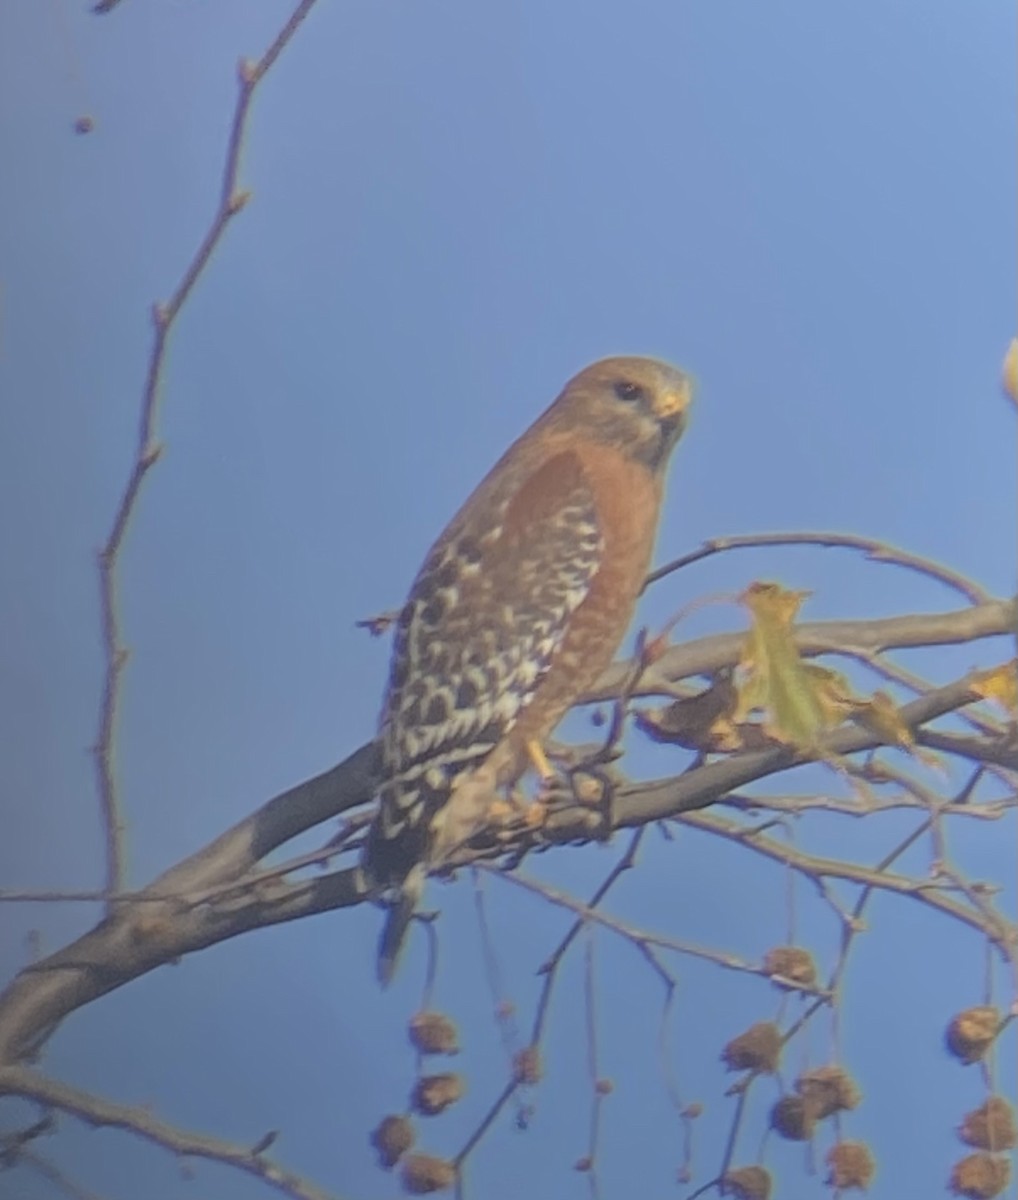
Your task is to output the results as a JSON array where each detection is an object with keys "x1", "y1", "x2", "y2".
[
  {"x1": 634, "y1": 670, "x2": 745, "y2": 753},
  {"x1": 852, "y1": 690, "x2": 915, "y2": 750},
  {"x1": 1003, "y1": 338, "x2": 1018, "y2": 410},
  {"x1": 851, "y1": 689, "x2": 945, "y2": 770},
  {"x1": 734, "y1": 582, "x2": 964, "y2": 772},
  {"x1": 735, "y1": 582, "x2": 836, "y2": 750},
  {"x1": 803, "y1": 663, "x2": 860, "y2": 726},
  {"x1": 971, "y1": 661, "x2": 1018, "y2": 714}
]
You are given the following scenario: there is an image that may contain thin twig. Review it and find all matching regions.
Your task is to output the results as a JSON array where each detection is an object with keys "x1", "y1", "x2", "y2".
[
  {"x1": 90, "y1": 0, "x2": 322, "y2": 913},
  {"x1": 581, "y1": 934, "x2": 604, "y2": 1199},
  {"x1": 677, "y1": 810, "x2": 1018, "y2": 971},
  {"x1": 587, "y1": 598, "x2": 1015, "y2": 703},
  {"x1": 490, "y1": 868, "x2": 829, "y2": 996},
  {"x1": 531, "y1": 830, "x2": 643, "y2": 1042},
  {"x1": 645, "y1": 531, "x2": 992, "y2": 606},
  {"x1": 12, "y1": 1148, "x2": 108, "y2": 1200},
  {"x1": 0, "y1": 1066, "x2": 344, "y2": 1200},
  {"x1": 453, "y1": 1079, "x2": 518, "y2": 1167}
]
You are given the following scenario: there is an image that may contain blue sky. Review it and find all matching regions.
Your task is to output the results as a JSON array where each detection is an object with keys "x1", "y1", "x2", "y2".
[{"x1": 1, "y1": 2, "x2": 1015, "y2": 1198}]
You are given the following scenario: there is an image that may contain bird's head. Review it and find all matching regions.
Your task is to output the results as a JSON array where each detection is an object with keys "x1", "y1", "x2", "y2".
[{"x1": 552, "y1": 355, "x2": 693, "y2": 472}]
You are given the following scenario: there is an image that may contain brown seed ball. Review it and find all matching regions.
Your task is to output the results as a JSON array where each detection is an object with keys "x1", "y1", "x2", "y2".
[
  {"x1": 574, "y1": 1156, "x2": 592, "y2": 1172},
  {"x1": 825, "y1": 1141, "x2": 876, "y2": 1190},
  {"x1": 722, "y1": 1165, "x2": 773, "y2": 1200},
  {"x1": 945, "y1": 1007, "x2": 1000, "y2": 1065},
  {"x1": 595, "y1": 1078, "x2": 614, "y2": 1096},
  {"x1": 401, "y1": 1153, "x2": 457, "y2": 1194},
  {"x1": 370, "y1": 1114, "x2": 414, "y2": 1169},
  {"x1": 770, "y1": 1094, "x2": 816, "y2": 1141},
  {"x1": 408, "y1": 1011, "x2": 460, "y2": 1056},
  {"x1": 949, "y1": 1153, "x2": 1011, "y2": 1199},
  {"x1": 795, "y1": 1064, "x2": 861, "y2": 1118},
  {"x1": 762, "y1": 945, "x2": 818, "y2": 989},
  {"x1": 74, "y1": 115, "x2": 95, "y2": 135},
  {"x1": 513, "y1": 1045, "x2": 542, "y2": 1084},
  {"x1": 411, "y1": 1073, "x2": 465, "y2": 1117},
  {"x1": 722, "y1": 1022, "x2": 783, "y2": 1074},
  {"x1": 959, "y1": 1098, "x2": 1017, "y2": 1151}
]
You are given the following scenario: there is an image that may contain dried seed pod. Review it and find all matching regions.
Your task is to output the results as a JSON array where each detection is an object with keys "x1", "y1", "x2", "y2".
[
  {"x1": 825, "y1": 1141, "x2": 875, "y2": 1190},
  {"x1": 795, "y1": 1064, "x2": 861, "y2": 1118},
  {"x1": 574, "y1": 1156, "x2": 593, "y2": 1172},
  {"x1": 722, "y1": 1165, "x2": 772, "y2": 1200},
  {"x1": 513, "y1": 1045, "x2": 542, "y2": 1084},
  {"x1": 949, "y1": 1153, "x2": 1011, "y2": 1199},
  {"x1": 401, "y1": 1153, "x2": 457, "y2": 1194},
  {"x1": 959, "y1": 1098, "x2": 1017, "y2": 1151},
  {"x1": 371, "y1": 1114, "x2": 414, "y2": 1169},
  {"x1": 769, "y1": 1094, "x2": 816, "y2": 1141},
  {"x1": 595, "y1": 1078, "x2": 614, "y2": 1096},
  {"x1": 411, "y1": 1073, "x2": 465, "y2": 1117},
  {"x1": 762, "y1": 945, "x2": 818, "y2": 989},
  {"x1": 945, "y1": 1007, "x2": 1000, "y2": 1065},
  {"x1": 408, "y1": 1011, "x2": 460, "y2": 1056},
  {"x1": 722, "y1": 1022, "x2": 782, "y2": 1074}
]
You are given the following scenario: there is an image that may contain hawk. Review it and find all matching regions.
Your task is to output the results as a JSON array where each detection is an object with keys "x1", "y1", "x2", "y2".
[{"x1": 363, "y1": 356, "x2": 693, "y2": 982}]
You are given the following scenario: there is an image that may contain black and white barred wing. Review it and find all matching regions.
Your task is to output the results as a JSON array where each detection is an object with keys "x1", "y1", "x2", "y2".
[{"x1": 365, "y1": 450, "x2": 603, "y2": 884}]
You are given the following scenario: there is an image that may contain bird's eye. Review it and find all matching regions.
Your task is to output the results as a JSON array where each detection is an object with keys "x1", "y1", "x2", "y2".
[{"x1": 614, "y1": 380, "x2": 644, "y2": 403}]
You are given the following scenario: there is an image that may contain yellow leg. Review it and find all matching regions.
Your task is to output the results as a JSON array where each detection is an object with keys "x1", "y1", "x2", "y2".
[{"x1": 526, "y1": 739, "x2": 554, "y2": 783}]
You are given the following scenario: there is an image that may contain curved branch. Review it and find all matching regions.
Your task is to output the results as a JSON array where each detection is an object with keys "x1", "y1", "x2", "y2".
[
  {"x1": 674, "y1": 809, "x2": 1017, "y2": 960},
  {"x1": 0, "y1": 623, "x2": 1006, "y2": 1067},
  {"x1": 0, "y1": 743, "x2": 375, "y2": 1066},
  {"x1": 918, "y1": 728, "x2": 1018, "y2": 772},
  {"x1": 645, "y1": 531, "x2": 993, "y2": 606},
  {"x1": 0, "y1": 1066, "x2": 345, "y2": 1200},
  {"x1": 588, "y1": 597, "x2": 1016, "y2": 702},
  {"x1": 91, "y1": 0, "x2": 322, "y2": 911},
  {"x1": 609, "y1": 677, "x2": 984, "y2": 827}
]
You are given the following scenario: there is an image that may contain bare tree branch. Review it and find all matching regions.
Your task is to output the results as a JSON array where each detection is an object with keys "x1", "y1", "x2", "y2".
[
  {"x1": 645, "y1": 530, "x2": 994, "y2": 606},
  {"x1": 10, "y1": 1148, "x2": 108, "y2": 1200},
  {"x1": 19, "y1": 5, "x2": 1012, "y2": 1198},
  {"x1": 486, "y1": 868, "x2": 831, "y2": 994},
  {"x1": 609, "y1": 674, "x2": 996, "y2": 826},
  {"x1": 0, "y1": 1066, "x2": 346, "y2": 1200},
  {"x1": 0, "y1": 645, "x2": 1003, "y2": 1071},
  {"x1": 675, "y1": 810, "x2": 1017, "y2": 969},
  {"x1": 90, "y1": 0, "x2": 322, "y2": 912},
  {"x1": 587, "y1": 597, "x2": 1015, "y2": 702}
]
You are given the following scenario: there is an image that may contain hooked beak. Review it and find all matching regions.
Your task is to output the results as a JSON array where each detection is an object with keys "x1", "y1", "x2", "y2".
[{"x1": 652, "y1": 375, "x2": 694, "y2": 423}]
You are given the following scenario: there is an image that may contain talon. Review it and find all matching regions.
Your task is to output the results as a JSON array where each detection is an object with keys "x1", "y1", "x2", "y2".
[
  {"x1": 489, "y1": 797, "x2": 517, "y2": 825},
  {"x1": 522, "y1": 801, "x2": 547, "y2": 830},
  {"x1": 526, "y1": 738, "x2": 554, "y2": 783}
]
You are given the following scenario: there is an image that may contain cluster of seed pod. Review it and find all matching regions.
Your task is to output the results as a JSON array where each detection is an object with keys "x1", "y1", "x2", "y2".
[
  {"x1": 721, "y1": 1006, "x2": 874, "y2": 1193},
  {"x1": 944, "y1": 1007, "x2": 1014, "y2": 1199},
  {"x1": 369, "y1": 1010, "x2": 465, "y2": 1194}
]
